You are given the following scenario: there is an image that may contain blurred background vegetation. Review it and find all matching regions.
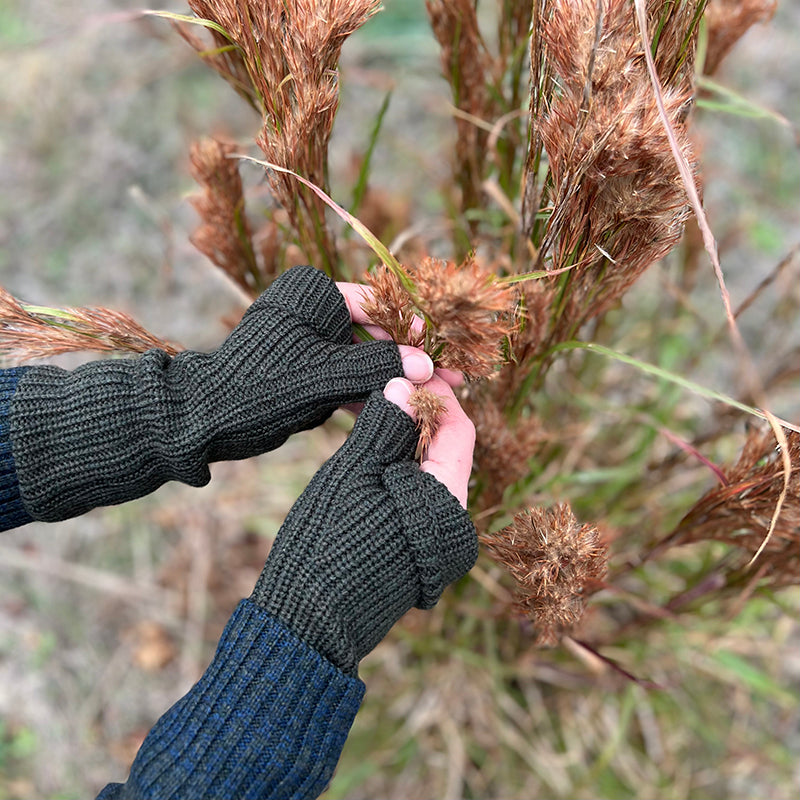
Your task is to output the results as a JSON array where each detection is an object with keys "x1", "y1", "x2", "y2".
[{"x1": 0, "y1": 1, "x2": 798, "y2": 798}]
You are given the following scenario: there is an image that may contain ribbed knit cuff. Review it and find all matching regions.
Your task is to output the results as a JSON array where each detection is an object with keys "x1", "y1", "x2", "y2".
[
  {"x1": 0, "y1": 368, "x2": 33, "y2": 531},
  {"x1": 97, "y1": 600, "x2": 364, "y2": 800},
  {"x1": 10, "y1": 353, "x2": 213, "y2": 523},
  {"x1": 385, "y1": 464, "x2": 478, "y2": 609},
  {"x1": 251, "y1": 393, "x2": 477, "y2": 677}
]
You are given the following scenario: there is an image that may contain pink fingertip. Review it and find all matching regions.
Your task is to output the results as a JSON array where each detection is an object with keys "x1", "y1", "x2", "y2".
[
  {"x1": 435, "y1": 367, "x2": 465, "y2": 387},
  {"x1": 383, "y1": 377, "x2": 416, "y2": 417},
  {"x1": 400, "y1": 349, "x2": 435, "y2": 383}
]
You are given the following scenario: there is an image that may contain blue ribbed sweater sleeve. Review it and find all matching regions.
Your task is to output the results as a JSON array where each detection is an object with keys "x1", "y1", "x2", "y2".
[
  {"x1": 0, "y1": 367, "x2": 34, "y2": 530},
  {"x1": 96, "y1": 599, "x2": 365, "y2": 800},
  {"x1": 2, "y1": 370, "x2": 363, "y2": 798}
]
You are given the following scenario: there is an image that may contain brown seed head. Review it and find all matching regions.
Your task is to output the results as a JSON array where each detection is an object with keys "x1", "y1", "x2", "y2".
[
  {"x1": 464, "y1": 391, "x2": 544, "y2": 512},
  {"x1": 361, "y1": 257, "x2": 516, "y2": 380},
  {"x1": 184, "y1": 2, "x2": 381, "y2": 270},
  {"x1": 189, "y1": 137, "x2": 261, "y2": 296},
  {"x1": 408, "y1": 386, "x2": 448, "y2": 461},
  {"x1": 703, "y1": 0, "x2": 777, "y2": 75},
  {"x1": 361, "y1": 265, "x2": 424, "y2": 349},
  {"x1": 413, "y1": 256, "x2": 516, "y2": 379},
  {"x1": 529, "y1": 0, "x2": 699, "y2": 345},
  {"x1": 481, "y1": 504, "x2": 609, "y2": 645},
  {"x1": 672, "y1": 427, "x2": 799, "y2": 587},
  {"x1": 426, "y1": 0, "x2": 493, "y2": 216}
]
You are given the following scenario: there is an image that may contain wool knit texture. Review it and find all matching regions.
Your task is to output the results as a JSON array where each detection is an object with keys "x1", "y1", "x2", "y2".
[
  {"x1": 96, "y1": 599, "x2": 365, "y2": 800},
  {"x1": 9, "y1": 266, "x2": 403, "y2": 523},
  {"x1": 251, "y1": 392, "x2": 479, "y2": 676}
]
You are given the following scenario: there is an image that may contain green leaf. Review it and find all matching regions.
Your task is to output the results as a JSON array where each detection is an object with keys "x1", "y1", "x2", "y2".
[
  {"x1": 238, "y1": 155, "x2": 417, "y2": 295},
  {"x1": 143, "y1": 10, "x2": 235, "y2": 42},
  {"x1": 696, "y1": 76, "x2": 795, "y2": 130},
  {"x1": 500, "y1": 262, "x2": 580, "y2": 284},
  {"x1": 549, "y1": 341, "x2": 799, "y2": 434},
  {"x1": 711, "y1": 650, "x2": 795, "y2": 705},
  {"x1": 350, "y1": 91, "x2": 392, "y2": 218},
  {"x1": 19, "y1": 304, "x2": 81, "y2": 322}
]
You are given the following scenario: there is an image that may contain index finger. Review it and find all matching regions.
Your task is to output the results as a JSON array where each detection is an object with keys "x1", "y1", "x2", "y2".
[
  {"x1": 336, "y1": 282, "x2": 375, "y2": 327},
  {"x1": 336, "y1": 281, "x2": 424, "y2": 336}
]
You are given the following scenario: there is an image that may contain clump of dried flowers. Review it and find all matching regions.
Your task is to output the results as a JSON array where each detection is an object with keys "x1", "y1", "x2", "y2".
[
  {"x1": 481, "y1": 504, "x2": 609, "y2": 645},
  {"x1": 361, "y1": 257, "x2": 517, "y2": 380}
]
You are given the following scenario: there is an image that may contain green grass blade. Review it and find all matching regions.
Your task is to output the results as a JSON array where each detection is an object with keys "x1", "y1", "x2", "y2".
[
  {"x1": 350, "y1": 91, "x2": 392, "y2": 218},
  {"x1": 550, "y1": 340, "x2": 799, "y2": 434},
  {"x1": 20, "y1": 304, "x2": 82, "y2": 322},
  {"x1": 500, "y1": 270, "x2": 552, "y2": 283},
  {"x1": 696, "y1": 76, "x2": 795, "y2": 131},
  {"x1": 143, "y1": 10, "x2": 235, "y2": 41},
  {"x1": 238, "y1": 155, "x2": 417, "y2": 294},
  {"x1": 710, "y1": 650, "x2": 796, "y2": 705},
  {"x1": 500, "y1": 262, "x2": 580, "y2": 284}
]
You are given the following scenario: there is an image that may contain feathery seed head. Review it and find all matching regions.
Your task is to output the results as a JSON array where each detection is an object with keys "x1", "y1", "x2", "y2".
[
  {"x1": 413, "y1": 256, "x2": 516, "y2": 378},
  {"x1": 672, "y1": 428, "x2": 799, "y2": 587},
  {"x1": 363, "y1": 257, "x2": 516, "y2": 380},
  {"x1": 481, "y1": 504, "x2": 609, "y2": 645},
  {"x1": 189, "y1": 138, "x2": 262, "y2": 295},
  {"x1": 408, "y1": 386, "x2": 448, "y2": 461},
  {"x1": 529, "y1": 0, "x2": 700, "y2": 343},
  {"x1": 0, "y1": 289, "x2": 180, "y2": 362}
]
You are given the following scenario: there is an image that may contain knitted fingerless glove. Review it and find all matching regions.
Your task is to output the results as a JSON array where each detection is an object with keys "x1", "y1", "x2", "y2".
[
  {"x1": 9, "y1": 266, "x2": 403, "y2": 523},
  {"x1": 251, "y1": 392, "x2": 478, "y2": 677}
]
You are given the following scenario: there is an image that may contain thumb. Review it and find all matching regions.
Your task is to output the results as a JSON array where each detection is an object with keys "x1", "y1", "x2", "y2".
[
  {"x1": 383, "y1": 377, "x2": 416, "y2": 417},
  {"x1": 343, "y1": 391, "x2": 419, "y2": 466}
]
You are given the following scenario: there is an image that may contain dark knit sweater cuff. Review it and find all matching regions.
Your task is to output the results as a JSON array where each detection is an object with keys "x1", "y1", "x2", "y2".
[
  {"x1": 97, "y1": 599, "x2": 364, "y2": 800},
  {"x1": 385, "y1": 464, "x2": 478, "y2": 609},
  {"x1": 0, "y1": 368, "x2": 33, "y2": 531}
]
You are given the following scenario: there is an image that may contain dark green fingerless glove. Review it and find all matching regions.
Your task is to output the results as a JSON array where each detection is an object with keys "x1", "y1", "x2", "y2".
[
  {"x1": 250, "y1": 392, "x2": 478, "y2": 677},
  {"x1": 9, "y1": 266, "x2": 403, "y2": 523}
]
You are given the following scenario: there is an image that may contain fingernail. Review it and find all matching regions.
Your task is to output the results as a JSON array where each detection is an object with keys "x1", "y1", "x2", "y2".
[
  {"x1": 383, "y1": 377, "x2": 414, "y2": 413},
  {"x1": 401, "y1": 351, "x2": 434, "y2": 383}
]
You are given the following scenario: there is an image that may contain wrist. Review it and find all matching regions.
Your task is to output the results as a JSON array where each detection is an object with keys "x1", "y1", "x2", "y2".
[{"x1": 250, "y1": 393, "x2": 477, "y2": 676}]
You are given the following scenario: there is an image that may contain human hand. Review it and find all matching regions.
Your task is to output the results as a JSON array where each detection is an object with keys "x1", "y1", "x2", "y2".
[
  {"x1": 337, "y1": 280, "x2": 464, "y2": 388},
  {"x1": 382, "y1": 374, "x2": 475, "y2": 508},
  {"x1": 250, "y1": 390, "x2": 477, "y2": 676},
  {"x1": 9, "y1": 266, "x2": 416, "y2": 523}
]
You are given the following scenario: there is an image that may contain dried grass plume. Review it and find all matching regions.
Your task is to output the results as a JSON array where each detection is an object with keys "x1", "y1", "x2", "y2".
[
  {"x1": 481, "y1": 504, "x2": 609, "y2": 645},
  {"x1": 180, "y1": 1, "x2": 381, "y2": 272},
  {"x1": 703, "y1": 0, "x2": 777, "y2": 75},
  {"x1": 670, "y1": 427, "x2": 799, "y2": 588},
  {"x1": 0, "y1": 288, "x2": 180, "y2": 362},
  {"x1": 363, "y1": 257, "x2": 517, "y2": 380},
  {"x1": 524, "y1": 0, "x2": 700, "y2": 346},
  {"x1": 408, "y1": 386, "x2": 447, "y2": 461},
  {"x1": 189, "y1": 137, "x2": 263, "y2": 296}
]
